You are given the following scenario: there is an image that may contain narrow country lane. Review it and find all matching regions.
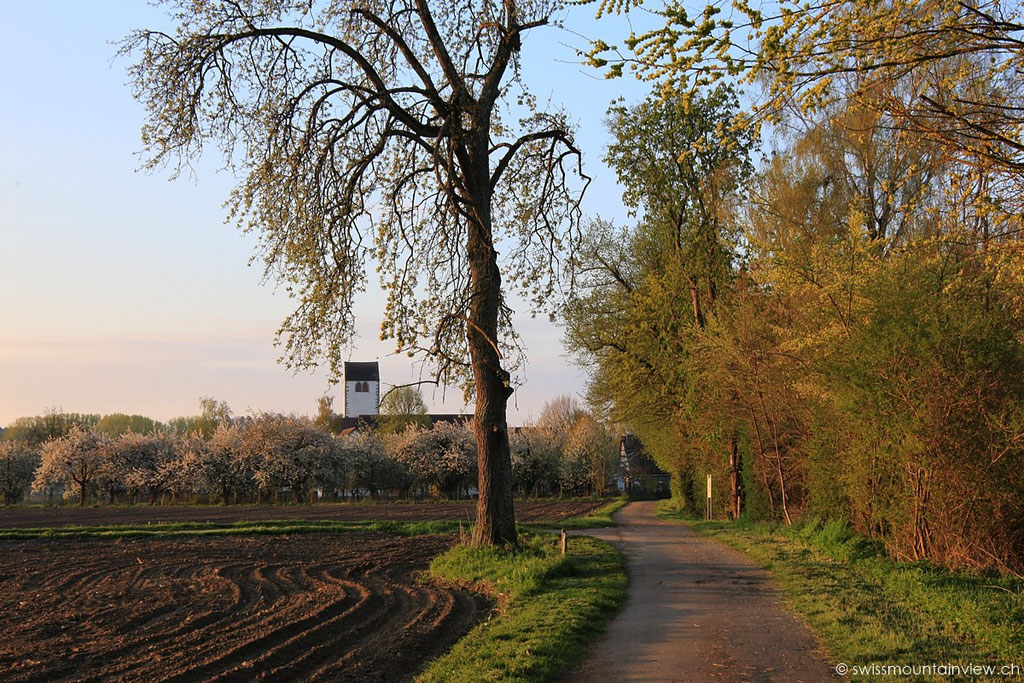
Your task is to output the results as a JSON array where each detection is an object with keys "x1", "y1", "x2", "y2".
[{"x1": 571, "y1": 502, "x2": 837, "y2": 682}]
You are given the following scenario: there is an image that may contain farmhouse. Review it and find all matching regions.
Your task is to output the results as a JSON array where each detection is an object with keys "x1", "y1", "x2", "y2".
[{"x1": 616, "y1": 434, "x2": 671, "y2": 498}]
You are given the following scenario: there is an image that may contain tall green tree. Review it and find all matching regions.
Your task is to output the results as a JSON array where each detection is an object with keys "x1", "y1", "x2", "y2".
[
  {"x1": 195, "y1": 396, "x2": 233, "y2": 438},
  {"x1": 377, "y1": 386, "x2": 431, "y2": 433},
  {"x1": 123, "y1": 0, "x2": 586, "y2": 545},
  {"x1": 4, "y1": 409, "x2": 100, "y2": 446},
  {"x1": 602, "y1": 85, "x2": 752, "y2": 328},
  {"x1": 167, "y1": 397, "x2": 233, "y2": 439},
  {"x1": 314, "y1": 395, "x2": 339, "y2": 433},
  {"x1": 95, "y1": 414, "x2": 159, "y2": 438},
  {"x1": 565, "y1": 86, "x2": 752, "y2": 510}
]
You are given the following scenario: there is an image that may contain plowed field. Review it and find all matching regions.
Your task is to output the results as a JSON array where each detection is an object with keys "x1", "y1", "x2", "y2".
[
  {"x1": 0, "y1": 533, "x2": 488, "y2": 682},
  {"x1": 0, "y1": 500, "x2": 602, "y2": 529}
]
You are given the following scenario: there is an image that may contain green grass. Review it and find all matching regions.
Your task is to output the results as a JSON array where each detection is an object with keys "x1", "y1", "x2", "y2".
[
  {"x1": 7, "y1": 496, "x2": 612, "y2": 509},
  {"x1": 0, "y1": 497, "x2": 624, "y2": 540},
  {"x1": 656, "y1": 501, "x2": 1024, "y2": 681},
  {"x1": 0, "y1": 519, "x2": 460, "y2": 540},
  {"x1": 526, "y1": 497, "x2": 628, "y2": 531},
  {"x1": 420, "y1": 533, "x2": 628, "y2": 682}
]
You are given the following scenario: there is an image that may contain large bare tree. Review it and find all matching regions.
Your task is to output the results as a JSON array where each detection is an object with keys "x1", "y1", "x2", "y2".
[{"x1": 122, "y1": 0, "x2": 587, "y2": 544}]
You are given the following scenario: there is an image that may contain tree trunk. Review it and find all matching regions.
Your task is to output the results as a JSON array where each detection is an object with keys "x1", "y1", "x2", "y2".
[
  {"x1": 747, "y1": 406, "x2": 777, "y2": 519},
  {"x1": 729, "y1": 432, "x2": 743, "y2": 520},
  {"x1": 465, "y1": 136, "x2": 517, "y2": 546},
  {"x1": 689, "y1": 276, "x2": 706, "y2": 329}
]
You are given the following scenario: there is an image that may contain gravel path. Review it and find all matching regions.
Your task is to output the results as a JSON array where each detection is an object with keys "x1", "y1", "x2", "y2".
[{"x1": 571, "y1": 501, "x2": 837, "y2": 682}]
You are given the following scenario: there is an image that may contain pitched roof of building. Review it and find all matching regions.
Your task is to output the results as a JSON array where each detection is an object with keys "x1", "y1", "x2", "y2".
[
  {"x1": 620, "y1": 434, "x2": 669, "y2": 477},
  {"x1": 343, "y1": 361, "x2": 380, "y2": 382},
  {"x1": 422, "y1": 414, "x2": 473, "y2": 426},
  {"x1": 333, "y1": 413, "x2": 472, "y2": 434}
]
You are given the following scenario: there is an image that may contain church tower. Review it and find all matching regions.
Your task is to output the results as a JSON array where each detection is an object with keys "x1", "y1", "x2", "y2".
[{"x1": 342, "y1": 361, "x2": 380, "y2": 418}]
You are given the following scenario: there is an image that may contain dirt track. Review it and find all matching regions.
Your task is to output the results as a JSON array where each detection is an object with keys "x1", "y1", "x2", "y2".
[
  {"x1": 0, "y1": 533, "x2": 487, "y2": 682},
  {"x1": 572, "y1": 502, "x2": 836, "y2": 682},
  {"x1": 0, "y1": 500, "x2": 602, "y2": 529}
]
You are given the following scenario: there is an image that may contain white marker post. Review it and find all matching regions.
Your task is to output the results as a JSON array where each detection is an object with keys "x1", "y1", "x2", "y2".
[{"x1": 706, "y1": 473, "x2": 712, "y2": 521}]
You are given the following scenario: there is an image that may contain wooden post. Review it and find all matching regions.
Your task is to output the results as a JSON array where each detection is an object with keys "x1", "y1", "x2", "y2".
[{"x1": 560, "y1": 528, "x2": 567, "y2": 555}]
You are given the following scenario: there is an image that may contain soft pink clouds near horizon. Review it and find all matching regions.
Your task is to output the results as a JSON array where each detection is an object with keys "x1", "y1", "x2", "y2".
[{"x1": 0, "y1": 320, "x2": 587, "y2": 427}]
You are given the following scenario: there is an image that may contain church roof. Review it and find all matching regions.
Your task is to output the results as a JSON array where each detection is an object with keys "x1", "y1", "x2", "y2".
[
  {"x1": 344, "y1": 361, "x2": 380, "y2": 382},
  {"x1": 333, "y1": 413, "x2": 472, "y2": 433}
]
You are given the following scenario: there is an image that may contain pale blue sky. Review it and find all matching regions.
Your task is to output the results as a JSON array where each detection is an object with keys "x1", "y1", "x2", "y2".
[{"x1": 0, "y1": 2, "x2": 652, "y2": 426}]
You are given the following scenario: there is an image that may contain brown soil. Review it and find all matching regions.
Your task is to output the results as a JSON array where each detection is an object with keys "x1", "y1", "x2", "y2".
[
  {"x1": 0, "y1": 533, "x2": 489, "y2": 682},
  {"x1": 0, "y1": 500, "x2": 601, "y2": 529}
]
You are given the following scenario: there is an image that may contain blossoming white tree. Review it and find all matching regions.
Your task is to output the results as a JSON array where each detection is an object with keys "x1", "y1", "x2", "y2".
[{"x1": 33, "y1": 427, "x2": 109, "y2": 506}]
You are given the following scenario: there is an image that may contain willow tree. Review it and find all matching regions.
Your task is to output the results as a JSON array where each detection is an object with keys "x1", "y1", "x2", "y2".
[{"x1": 122, "y1": 0, "x2": 586, "y2": 544}]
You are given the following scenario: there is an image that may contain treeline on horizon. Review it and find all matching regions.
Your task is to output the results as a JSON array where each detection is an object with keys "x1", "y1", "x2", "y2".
[
  {"x1": 0, "y1": 396, "x2": 619, "y2": 507},
  {"x1": 566, "y1": 81, "x2": 1024, "y2": 572},
  {"x1": 0, "y1": 398, "x2": 232, "y2": 446}
]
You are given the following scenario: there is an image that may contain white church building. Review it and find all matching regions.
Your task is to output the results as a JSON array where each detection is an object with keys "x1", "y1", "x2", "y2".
[
  {"x1": 335, "y1": 360, "x2": 472, "y2": 435},
  {"x1": 341, "y1": 361, "x2": 380, "y2": 418}
]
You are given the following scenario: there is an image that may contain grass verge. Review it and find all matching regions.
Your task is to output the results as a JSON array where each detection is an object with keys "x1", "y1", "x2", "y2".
[
  {"x1": 421, "y1": 533, "x2": 627, "y2": 682},
  {"x1": 656, "y1": 501, "x2": 1024, "y2": 679},
  {"x1": 0, "y1": 519, "x2": 460, "y2": 539},
  {"x1": 526, "y1": 497, "x2": 628, "y2": 531}
]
